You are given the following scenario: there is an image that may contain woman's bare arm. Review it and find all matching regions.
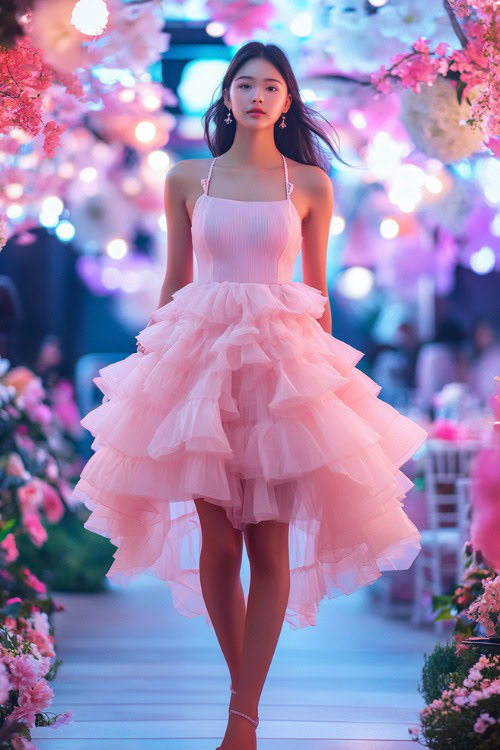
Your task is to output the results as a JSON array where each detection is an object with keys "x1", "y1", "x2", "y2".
[
  {"x1": 300, "y1": 166, "x2": 334, "y2": 335},
  {"x1": 156, "y1": 160, "x2": 194, "y2": 310}
]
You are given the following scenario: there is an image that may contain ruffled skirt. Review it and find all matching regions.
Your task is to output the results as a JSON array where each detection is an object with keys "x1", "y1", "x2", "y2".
[{"x1": 71, "y1": 280, "x2": 428, "y2": 629}]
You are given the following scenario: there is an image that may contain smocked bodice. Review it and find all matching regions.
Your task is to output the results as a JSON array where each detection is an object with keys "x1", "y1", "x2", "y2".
[{"x1": 191, "y1": 153, "x2": 303, "y2": 284}]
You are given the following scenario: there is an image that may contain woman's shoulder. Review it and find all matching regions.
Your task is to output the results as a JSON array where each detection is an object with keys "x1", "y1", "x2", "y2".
[
  {"x1": 165, "y1": 158, "x2": 213, "y2": 195},
  {"x1": 287, "y1": 157, "x2": 329, "y2": 181},
  {"x1": 288, "y1": 159, "x2": 332, "y2": 202}
]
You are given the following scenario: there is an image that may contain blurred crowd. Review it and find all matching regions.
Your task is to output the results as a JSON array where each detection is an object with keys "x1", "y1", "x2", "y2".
[{"x1": 372, "y1": 317, "x2": 500, "y2": 416}]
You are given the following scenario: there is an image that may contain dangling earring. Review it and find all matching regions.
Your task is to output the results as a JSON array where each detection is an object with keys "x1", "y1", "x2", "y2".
[
  {"x1": 224, "y1": 106, "x2": 233, "y2": 124},
  {"x1": 279, "y1": 111, "x2": 287, "y2": 129}
]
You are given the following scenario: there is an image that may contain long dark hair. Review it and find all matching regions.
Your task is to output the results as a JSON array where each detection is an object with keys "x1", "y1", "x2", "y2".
[{"x1": 202, "y1": 41, "x2": 351, "y2": 173}]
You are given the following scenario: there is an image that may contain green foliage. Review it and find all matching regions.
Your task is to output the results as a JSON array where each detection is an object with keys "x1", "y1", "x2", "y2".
[
  {"x1": 418, "y1": 640, "x2": 483, "y2": 704},
  {"x1": 14, "y1": 508, "x2": 114, "y2": 592}
]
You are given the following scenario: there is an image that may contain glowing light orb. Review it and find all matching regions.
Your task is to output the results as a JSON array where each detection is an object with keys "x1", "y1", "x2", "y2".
[
  {"x1": 380, "y1": 218, "x2": 400, "y2": 239},
  {"x1": 39, "y1": 211, "x2": 59, "y2": 228},
  {"x1": 147, "y1": 150, "x2": 170, "y2": 171},
  {"x1": 349, "y1": 110, "x2": 367, "y2": 129},
  {"x1": 330, "y1": 216, "x2": 346, "y2": 235},
  {"x1": 470, "y1": 246, "x2": 495, "y2": 275},
  {"x1": 7, "y1": 204, "x2": 23, "y2": 219},
  {"x1": 106, "y1": 238, "x2": 128, "y2": 259},
  {"x1": 337, "y1": 267, "x2": 374, "y2": 299},
  {"x1": 290, "y1": 12, "x2": 313, "y2": 37},
  {"x1": 206, "y1": 21, "x2": 225, "y2": 37},
  {"x1": 71, "y1": 0, "x2": 109, "y2": 36},
  {"x1": 6, "y1": 183, "x2": 23, "y2": 200},
  {"x1": 42, "y1": 196, "x2": 64, "y2": 215},
  {"x1": 79, "y1": 167, "x2": 98, "y2": 183},
  {"x1": 55, "y1": 221, "x2": 75, "y2": 241},
  {"x1": 142, "y1": 94, "x2": 162, "y2": 112},
  {"x1": 135, "y1": 121, "x2": 157, "y2": 143},
  {"x1": 119, "y1": 89, "x2": 136, "y2": 104},
  {"x1": 425, "y1": 175, "x2": 443, "y2": 194}
]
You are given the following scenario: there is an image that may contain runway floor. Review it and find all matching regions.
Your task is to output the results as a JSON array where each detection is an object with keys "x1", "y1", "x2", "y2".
[{"x1": 31, "y1": 567, "x2": 446, "y2": 749}]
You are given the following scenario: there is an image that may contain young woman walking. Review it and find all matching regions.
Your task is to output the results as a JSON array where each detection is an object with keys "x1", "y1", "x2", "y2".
[{"x1": 73, "y1": 41, "x2": 428, "y2": 750}]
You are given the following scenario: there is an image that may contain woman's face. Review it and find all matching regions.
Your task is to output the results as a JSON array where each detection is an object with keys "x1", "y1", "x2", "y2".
[{"x1": 224, "y1": 58, "x2": 291, "y2": 129}]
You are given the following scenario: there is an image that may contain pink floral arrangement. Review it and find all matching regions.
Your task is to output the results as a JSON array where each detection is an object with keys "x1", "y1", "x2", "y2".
[
  {"x1": 0, "y1": 355, "x2": 86, "y2": 745},
  {"x1": 409, "y1": 652, "x2": 500, "y2": 745},
  {"x1": 466, "y1": 575, "x2": 500, "y2": 637},
  {"x1": 0, "y1": 595, "x2": 73, "y2": 746},
  {"x1": 0, "y1": 360, "x2": 83, "y2": 547},
  {"x1": 371, "y1": 0, "x2": 500, "y2": 147}
]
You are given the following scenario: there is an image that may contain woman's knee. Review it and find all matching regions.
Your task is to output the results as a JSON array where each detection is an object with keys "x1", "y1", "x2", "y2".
[
  {"x1": 194, "y1": 497, "x2": 243, "y2": 563},
  {"x1": 244, "y1": 520, "x2": 290, "y2": 575}
]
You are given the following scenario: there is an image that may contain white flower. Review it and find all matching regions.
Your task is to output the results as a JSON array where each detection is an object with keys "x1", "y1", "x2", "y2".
[
  {"x1": 400, "y1": 76, "x2": 485, "y2": 163},
  {"x1": 376, "y1": 0, "x2": 441, "y2": 44}
]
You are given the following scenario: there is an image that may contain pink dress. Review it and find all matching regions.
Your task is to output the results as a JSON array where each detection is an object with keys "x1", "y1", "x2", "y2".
[{"x1": 72, "y1": 153, "x2": 428, "y2": 630}]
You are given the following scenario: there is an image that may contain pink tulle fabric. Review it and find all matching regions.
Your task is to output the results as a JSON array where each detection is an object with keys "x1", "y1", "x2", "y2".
[{"x1": 71, "y1": 154, "x2": 429, "y2": 629}]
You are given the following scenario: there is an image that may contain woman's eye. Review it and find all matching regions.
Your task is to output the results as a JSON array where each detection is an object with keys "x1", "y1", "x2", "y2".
[{"x1": 238, "y1": 84, "x2": 277, "y2": 91}]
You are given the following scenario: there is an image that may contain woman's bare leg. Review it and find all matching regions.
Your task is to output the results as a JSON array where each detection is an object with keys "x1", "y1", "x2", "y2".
[
  {"x1": 193, "y1": 498, "x2": 246, "y2": 693},
  {"x1": 220, "y1": 519, "x2": 291, "y2": 749}
]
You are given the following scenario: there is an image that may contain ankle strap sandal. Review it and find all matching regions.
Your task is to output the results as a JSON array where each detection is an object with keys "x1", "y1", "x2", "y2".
[{"x1": 228, "y1": 708, "x2": 259, "y2": 728}]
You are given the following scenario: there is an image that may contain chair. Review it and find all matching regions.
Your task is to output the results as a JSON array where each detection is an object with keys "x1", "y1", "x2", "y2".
[{"x1": 411, "y1": 441, "x2": 477, "y2": 633}]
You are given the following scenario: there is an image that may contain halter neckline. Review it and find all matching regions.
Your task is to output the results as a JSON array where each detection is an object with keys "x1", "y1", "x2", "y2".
[{"x1": 201, "y1": 153, "x2": 293, "y2": 202}]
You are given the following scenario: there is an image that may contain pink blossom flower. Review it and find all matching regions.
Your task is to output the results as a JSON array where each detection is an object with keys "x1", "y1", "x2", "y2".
[
  {"x1": 9, "y1": 654, "x2": 42, "y2": 693},
  {"x1": 39, "y1": 481, "x2": 64, "y2": 523},
  {"x1": 45, "y1": 457, "x2": 59, "y2": 481},
  {"x1": 22, "y1": 512, "x2": 48, "y2": 548},
  {"x1": 18, "y1": 480, "x2": 44, "y2": 511},
  {"x1": 473, "y1": 711, "x2": 497, "y2": 733},
  {"x1": 6, "y1": 452, "x2": 30, "y2": 479},
  {"x1": 42, "y1": 120, "x2": 68, "y2": 158},
  {"x1": 0, "y1": 661, "x2": 11, "y2": 703},
  {"x1": 8, "y1": 679, "x2": 54, "y2": 727},
  {"x1": 1, "y1": 533, "x2": 19, "y2": 563},
  {"x1": 22, "y1": 567, "x2": 47, "y2": 594},
  {"x1": 49, "y1": 710, "x2": 74, "y2": 728}
]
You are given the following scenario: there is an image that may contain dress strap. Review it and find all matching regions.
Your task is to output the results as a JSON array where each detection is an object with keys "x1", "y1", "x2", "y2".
[
  {"x1": 281, "y1": 153, "x2": 294, "y2": 199},
  {"x1": 201, "y1": 156, "x2": 217, "y2": 196}
]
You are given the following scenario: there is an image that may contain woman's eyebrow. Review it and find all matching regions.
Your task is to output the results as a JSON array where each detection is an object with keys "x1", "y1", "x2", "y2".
[{"x1": 234, "y1": 75, "x2": 283, "y2": 85}]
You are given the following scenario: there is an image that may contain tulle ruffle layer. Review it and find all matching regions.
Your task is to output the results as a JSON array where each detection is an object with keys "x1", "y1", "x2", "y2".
[{"x1": 72, "y1": 280, "x2": 428, "y2": 629}]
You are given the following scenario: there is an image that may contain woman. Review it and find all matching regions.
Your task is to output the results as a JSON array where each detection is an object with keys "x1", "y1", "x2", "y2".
[{"x1": 72, "y1": 42, "x2": 428, "y2": 750}]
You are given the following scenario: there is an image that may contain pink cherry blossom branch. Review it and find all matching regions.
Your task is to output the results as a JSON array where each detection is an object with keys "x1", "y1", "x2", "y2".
[{"x1": 443, "y1": 0, "x2": 469, "y2": 47}]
